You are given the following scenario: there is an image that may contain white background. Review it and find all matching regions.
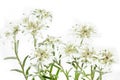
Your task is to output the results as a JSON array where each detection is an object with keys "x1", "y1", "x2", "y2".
[{"x1": 0, "y1": 0, "x2": 120, "y2": 80}]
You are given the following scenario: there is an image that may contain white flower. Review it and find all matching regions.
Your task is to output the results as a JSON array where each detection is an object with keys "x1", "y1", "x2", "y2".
[
  {"x1": 73, "y1": 24, "x2": 94, "y2": 38},
  {"x1": 32, "y1": 9, "x2": 52, "y2": 20},
  {"x1": 34, "y1": 48, "x2": 49, "y2": 61},
  {"x1": 100, "y1": 50, "x2": 113, "y2": 65},
  {"x1": 80, "y1": 47, "x2": 96, "y2": 64},
  {"x1": 43, "y1": 35, "x2": 60, "y2": 45},
  {"x1": 12, "y1": 25, "x2": 20, "y2": 35},
  {"x1": 22, "y1": 9, "x2": 52, "y2": 35},
  {"x1": 5, "y1": 25, "x2": 20, "y2": 37},
  {"x1": 64, "y1": 44, "x2": 78, "y2": 54},
  {"x1": 81, "y1": 47, "x2": 96, "y2": 59},
  {"x1": 5, "y1": 32, "x2": 11, "y2": 37}
]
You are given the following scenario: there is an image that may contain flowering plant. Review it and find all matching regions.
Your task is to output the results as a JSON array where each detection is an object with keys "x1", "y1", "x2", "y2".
[{"x1": 4, "y1": 9, "x2": 114, "y2": 80}]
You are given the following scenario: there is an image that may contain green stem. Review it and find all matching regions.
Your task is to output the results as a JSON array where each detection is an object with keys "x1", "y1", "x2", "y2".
[
  {"x1": 99, "y1": 69, "x2": 102, "y2": 80},
  {"x1": 80, "y1": 38, "x2": 83, "y2": 46},
  {"x1": 55, "y1": 69, "x2": 60, "y2": 80},
  {"x1": 48, "y1": 63, "x2": 54, "y2": 80},
  {"x1": 55, "y1": 61, "x2": 69, "y2": 80},
  {"x1": 32, "y1": 34, "x2": 37, "y2": 49},
  {"x1": 90, "y1": 65, "x2": 94, "y2": 80},
  {"x1": 91, "y1": 66, "x2": 93, "y2": 80},
  {"x1": 60, "y1": 66, "x2": 69, "y2": 80},
  {"x1": 38, "y1": 62, "x2": 44, "y2": 80},
  {"x1": 13, "y1": 35, "x2": 28, "y2": 80},
  {"x1": 74, "y1": 70, "x2": 80, "y2": 80},
  {"x1": 75, "y1": 62, "x2": 90, "y2": 80}
]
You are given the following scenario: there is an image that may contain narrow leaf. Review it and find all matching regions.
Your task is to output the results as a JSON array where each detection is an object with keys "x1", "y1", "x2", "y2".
[
  {"x1": 55, "y1": 69, "x2": 60, "y2": 80},
  {"x1": 26, "y1": 66, "x2": 31, "y2": 75},
  {"x1": 32, "y1": 77, "x2": 35, "y2": 80},
  {"x1": 53, "y1": 64, "x2": 61, "y2": 69},
  {"x1": 4, "y1": 56, "x2": 17, "y2": 60},
  {"x1": 23, "y1": 55, "x2": 29, "y2": 68},
  {"x1": 75, "y1": 71, "x2": 80, "y2": 80},
  {"x1": 42, "y1": 75, "x2": 51, "y2": 79},
  {"x1": 11, "y1": 69, "x2": 23, "y2": 73},
  {"x1": 50, "y1": 63, "x2": 54, "y2": 73}
]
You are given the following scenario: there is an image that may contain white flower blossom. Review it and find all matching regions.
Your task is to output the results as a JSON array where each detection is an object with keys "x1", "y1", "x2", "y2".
[
  {"x1": 22, "y1": 9, "x2": 52, "y2": 35},
  {"x1": 34, "y1": 48, "x2": 49, "y2": 61},
  {"x1": 73, "y1": 24, "x2": 94, "y2": 38},
  {"x1": 100, "y1": 50, "x2": 113, "y2": 65},
  {"x1": 43, "y1": 35, "x2": 60, "y2": 45},
  {"x1": 81, "y1": 47, "x2": 95, "y2": 58},
  {"x1": 64, "y1": 44, "x2": 78, "y2": 54}
]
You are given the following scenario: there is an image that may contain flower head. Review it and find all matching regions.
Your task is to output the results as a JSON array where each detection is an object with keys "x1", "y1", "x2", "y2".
[
  {"x1": 64, "y1": 44, "x2": 78, "y2": 55},
  {"x1": 5, "y1": 25, "x2": 20, "y2": 37},
  {"x1": 23, "y1": 19, "x2": 44, "y2": 35},
  {"x1": 13, "y1": 25, "x2": 20, "y2": 35},
  {"x1": 34, "y1": 48, "x2": 49, "y2": 61},
  {"x1": 100, "y1": 50, "x2": 113, "y2": 65},
  {"x1": 43, "y1": 35, "x2": 60, "y2": 45},
  {"x1": 5, "y1": 32, "x2": 11, "y2": 37},
  {"x1": 32, "y1": 9, "x2": 52, "y2": 21},
  {"x1": 81, "y1": 47, "x2": 95, "y2": 59},
  {"x1": 22, "y1": 9, "x2": 52, "y2": 35},
  {"x1": 81, "y1": 47, "x2": 96, "y2": 64},
  {"x1": 73, "y1": 24, "x2": 94, "y2": 38}
]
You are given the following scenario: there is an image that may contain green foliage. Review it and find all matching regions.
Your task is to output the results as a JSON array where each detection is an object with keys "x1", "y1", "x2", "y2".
[{"x1": 4, "y1": 56, "x2": 17, "y2": 60}]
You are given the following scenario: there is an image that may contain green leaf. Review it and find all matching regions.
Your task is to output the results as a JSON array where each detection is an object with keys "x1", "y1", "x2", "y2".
[
  {"x1": 32, "y1": 77, "x2": 35, "y2": 80},
  {"x1": 91, "y1": 65, "x2": 97, "y2": 80},
  {"x1": 75, "y1": 70, "x2": 81, "y2": 80},
  {"x1": 96, "y1": 76, "x2": 100, "y2": 80},
  {"x1": 59, "y1": 54, "x2": 62, "y2": 58},
  {"x1": 22, "y1": 55, "x2": 29, "y2": 68},
  {"x1": 66, "y1": 68, "x2": 72, "y2": 75},
  {"x1": 72, "y1": 61, "x2": 77, "y2": 69},
  {"x1": 50, "y1": 63, "x2": 54, "y2": 73},
  {"x1": 42, "y1": 75, "x2": 51, "y2": 79},
  {"x1": 11, "y1": 69, "x2": 23, "y2": 73},
  {"x1": 26, "y1": 66, "x2": 31, "y2": 75},
  {"x1": 4, "y1": 56, "x2": 17, "y2": 60},
  {"x1": 81, "y1": 63, "x2": 84, "y2": 68},
  {"x1": 52, "y1": 44, "x2": 55, "y2": 49},
  {"x1": 67, "y1": 62, "x2": 72, "y2": 64},
  {"x1": 55, "y1": 68, "x2": 60, "y2": 80},
  {"x1": 53, "y1": 64, "x2": 61, "y2": 69},
  {"x1": 81, "y1": 77, "x2": 86, "y2": 80},
  {"x1": 52, "y1": 51, "x2": 55, "y2": 56}
]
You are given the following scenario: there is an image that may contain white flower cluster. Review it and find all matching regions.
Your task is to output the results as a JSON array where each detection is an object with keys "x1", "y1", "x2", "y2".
[{"x1": 4, "y1": 9, "x2": 114, "y2": 80}]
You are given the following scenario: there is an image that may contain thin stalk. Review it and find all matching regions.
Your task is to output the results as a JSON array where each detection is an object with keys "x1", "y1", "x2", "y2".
[
  {"x1": 99, "y1": 69, "x2": 102, "y2": 80},
  {"x1": 55, "y1": 61, "x2": 69, "y2": 80},
  {"x1": 80, "y1": 38, "x2": 83, "y2": 45},
  {"x1": 49, "y1": 63, "x2": 54, "y2": 79},
  {"x1": 91, "y1": 65, "x2": 97, "y2": 80},
  {"x1": 55, "y1": 69, "x2": 60, "y2": 80},
  {"x1": 74, "y1": 70, "x2": 80, "y2": 80},
  {"x1": 74, "y1": 62, "x2": 90, "y2": 80},
  {"x1": 60, "y1": 65, "x2": 69, "y2": 80},
  {"x1": 13, "y1": 35, "x2": 28, "y2": 80},
  {"x1": 79, "y1": 38, "x2": 84, "y2": 47},
  {"x1": 90, "y1": 65, "x2": 94, "y2": 80},
  {"x1": 38, "y1": 62, "x2": 45, "y2": 80},
  {"x1": 32, "y1": 34, "x2": 37, "y2": 49},
  {"x1": 91, "y1": 65, "x2": 94, "y2": 80}
]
